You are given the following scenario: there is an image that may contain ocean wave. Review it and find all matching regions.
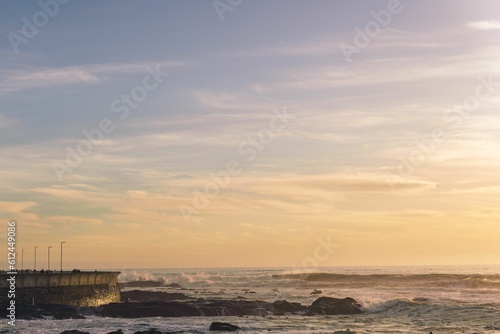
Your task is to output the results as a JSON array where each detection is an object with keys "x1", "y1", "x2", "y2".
[
  {"x1": 272, "y1": 273, "x2": 500, "y2": 289},
  {"x1": 118, "y1": 270, "x2": 218, "y2": 286},
  {"x1": 362, "y1": 297, "x2": 500, "y2": 319},
  {"x1": 118, "y1": 269, "x2": 280, "y2": 288},
  {"x1": 363, "y1": 297, "x2": 424, "y2": 313}
]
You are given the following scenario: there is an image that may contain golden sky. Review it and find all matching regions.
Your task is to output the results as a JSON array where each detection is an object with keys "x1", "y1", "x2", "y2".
[{"x1": 1, "y1": 1, "x2": 500, "y2": 269}]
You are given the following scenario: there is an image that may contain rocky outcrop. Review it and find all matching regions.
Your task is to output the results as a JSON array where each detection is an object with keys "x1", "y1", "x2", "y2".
[
  {"x1": 209, "y1": 322, "x2": 240, "y2": 331},
  {"x1": 96, "y1": 296, "x2": 361, "y2": 318},
  {"x1": 273, "y1": 300, "x2": 307, "y2": 314},
  {"x1": 99, "y1": 301, "x2": 200, "y2": 318},
  {"x1": 10, "y1": 296, "x2": 361, "y2": 321},
  {"x1": 307, "y1": 297, "x2": 362, "y2": 315}
]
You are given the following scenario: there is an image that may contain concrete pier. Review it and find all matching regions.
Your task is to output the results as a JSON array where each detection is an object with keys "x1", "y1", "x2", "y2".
[{"x1": 0, "y1": 271, "x2": 120, "y2": 306}]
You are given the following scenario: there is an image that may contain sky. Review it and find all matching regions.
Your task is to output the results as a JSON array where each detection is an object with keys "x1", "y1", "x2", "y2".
[{"x1": 1, "y1": 0, "x2": 500, "y2": 270}]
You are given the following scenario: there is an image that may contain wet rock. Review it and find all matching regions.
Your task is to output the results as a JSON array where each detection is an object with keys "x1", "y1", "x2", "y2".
[
  {"x1": 99, "y1": 301, "x2": 199, "y2": 318},
  {"x1": 165, "y1": 283, "x2": 182, "y2": 288},
  {"x1": 94, "y1": 296, "x2": 361, "y2": 318},
  {"x1": 199, "y1": 299, "x2": 272, "y2": 316},
  {"x1": 121, "y1": 290, "x2": 190, "y2": 302},
  {"x1": 310, "y1": 289, "x2": 322, "y2": 295},
  {"x1": 209, "y1": 322, "x2": 240, "y2": 331},
  {"x1": 60, "y1": 331, "x2": 90, "y2": 334},
  {"x1": 106, "y1": 330, "x2": 124, "y2": 334},
  {"x1": 133, "y1": 330, "x2": 163, "y2": 334},
  {"x1": 273, "y1": 300, "x2": 307, "y2": 314},
  {"x1": 308, "y1": 297, "x2": 362, "y2": 315}
]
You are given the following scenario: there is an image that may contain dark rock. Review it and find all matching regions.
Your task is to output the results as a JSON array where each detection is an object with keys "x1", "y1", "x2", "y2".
[
  {"x1": 121, "y1": 290, "x2": 190, "y2": 302},
  {"x1": 133, "y1": 330, "x2": 163, "y2": 334},
  {"x1": 60, "y1": 331, "x2": 90, "y2": 334},
  {"x1": 308, "y1": 297, "x2": 361, "y2": 315},
  {"x1": 310, "y1": 289, "x2": 322, "y2": 295},
  {"x1": 201, "y1": 299, "x2": 272, "y2": 316},
  {"x1": 165, "y1": 283, "x2": 181, "y2": 288},
  {"x1": 107, "y1": 330, "x2": 124, "y2": 334},
  {"x1": 99, "y1": 301, "x2": 200, "y2": 318},
  {"x1": 209, "y1": 322, "x2": 240, "y2": 331},
  {"x1": 93, "y1": 296, "x2": 361, "y2": 318},
  {"x1": 273, "y1": 300, "x2": 307, "y2": 314}
]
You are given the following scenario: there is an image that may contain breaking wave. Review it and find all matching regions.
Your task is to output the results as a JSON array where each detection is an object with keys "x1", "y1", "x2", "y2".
[{"x1": 272, "y1": 273, "x2": 500, "y2": 290}]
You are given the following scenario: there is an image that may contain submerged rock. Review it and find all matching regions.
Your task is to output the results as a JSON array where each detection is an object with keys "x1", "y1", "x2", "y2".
[{"x1": 209, "y1": 322, "x2": 241, "y2": 331}]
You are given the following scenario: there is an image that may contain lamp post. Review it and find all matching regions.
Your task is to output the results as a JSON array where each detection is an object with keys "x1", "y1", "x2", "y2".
[
  {"x1": 34, "y1": 246, "x2": 38, "y2": 271},
  {"x1": 48, "y1": 246, "x2": 52, "y2": 271},
  {"x1": 60, "y1": 242, "x2": 66, "y2": 272},
  {"x1": 21, "y1": 249, "x2": 25, "y2": 270}
]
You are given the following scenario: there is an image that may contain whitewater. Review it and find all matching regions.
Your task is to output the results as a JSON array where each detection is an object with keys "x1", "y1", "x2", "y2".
[{"x1": 6, "y1": 265, "x2": 500, "y2": 333}]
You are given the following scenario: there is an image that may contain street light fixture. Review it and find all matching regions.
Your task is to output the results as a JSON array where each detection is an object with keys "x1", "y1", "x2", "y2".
[
  {"x1": 21, "y1": 249, "x2": 25, "y2": 270},
  {"x1": 34, "y1": 246, "x2": 38, "y2": 271},
  {"x1": 48, "y1": 246, "x2": 52, "y2": 271},
  {"x1": 60, "y1": 242, "x2": 66, "y2": 272}
]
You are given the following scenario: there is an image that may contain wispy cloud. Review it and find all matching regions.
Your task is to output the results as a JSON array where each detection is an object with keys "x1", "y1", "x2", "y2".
[
  {"x1": 467, "y1": 20, "x2": 500, "y2": 30},
  {"x1": 0, "y1": 114, "x2": 19, "y2": 128},
  {"x1": 0, "y1": 60, "x2": 187, "y2": 94}
]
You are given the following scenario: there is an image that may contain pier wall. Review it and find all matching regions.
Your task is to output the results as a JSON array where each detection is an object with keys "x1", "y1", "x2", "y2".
[{"x1": 0, "y1": 271, "x2": 120, "y2": 307}]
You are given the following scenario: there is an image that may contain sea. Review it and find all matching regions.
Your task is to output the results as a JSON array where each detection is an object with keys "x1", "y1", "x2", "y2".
[{"x1": 4, "y1": 265, "x2": 500, "y2": 333}]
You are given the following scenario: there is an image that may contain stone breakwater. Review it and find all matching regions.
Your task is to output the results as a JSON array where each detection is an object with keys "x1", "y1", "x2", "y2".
[
  {"x1": 97, "y1": 296, "x2": 362, "y2": 318},
  {"x1": 0, "y1": 271, "x2": 120, "y2": 307},
  {"x1": 12, "y1": 294, "x2": 362, "y2": 320}
]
